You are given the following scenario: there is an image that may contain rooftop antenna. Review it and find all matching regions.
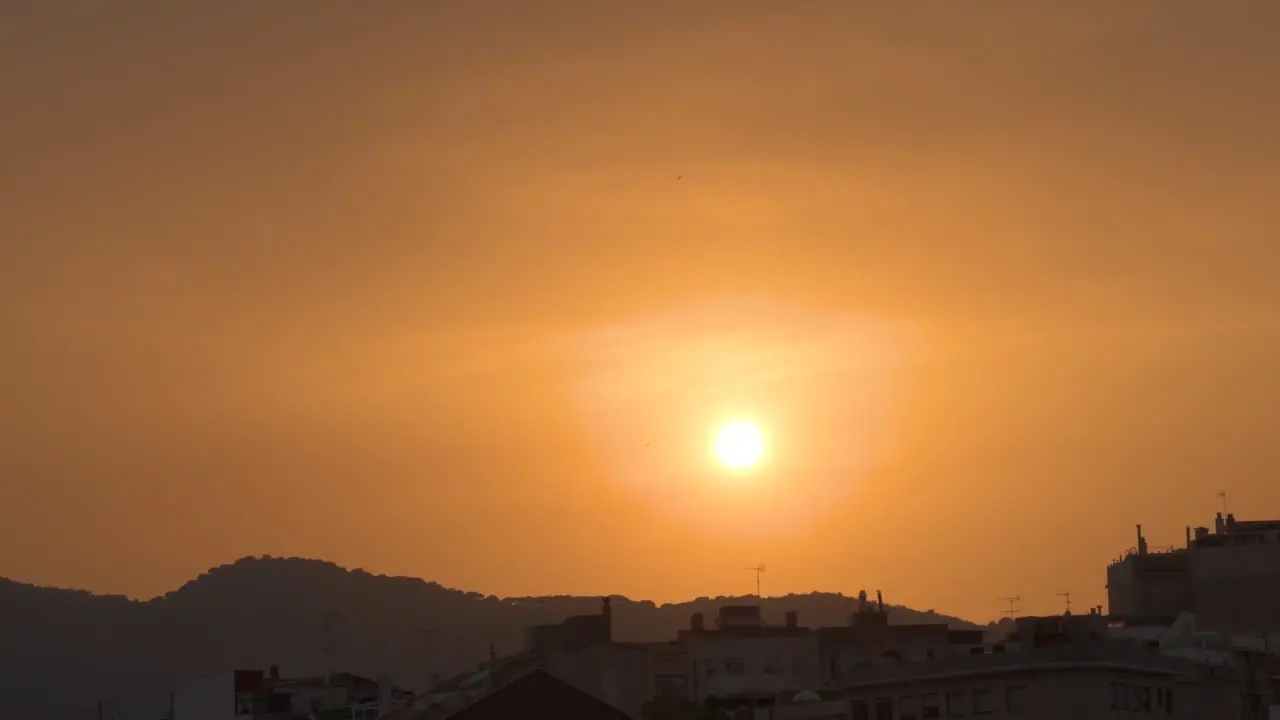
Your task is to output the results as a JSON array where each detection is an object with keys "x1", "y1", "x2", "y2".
[
  {"x1": 1056, "y1": 592, "x2": 1072, "y2": 614},
  {"x1": 1218, "y1": 490, "x2": 1229, "y2": 515},
  {"x1": 999, "y1": 596, "x2": 1021, "y2": 618},
  {"x1": 746, "y1": 563, "x2": 766, "y2": 598}
]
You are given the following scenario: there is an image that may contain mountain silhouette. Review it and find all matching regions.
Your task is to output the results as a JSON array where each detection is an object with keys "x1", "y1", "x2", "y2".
[{"x1": 0, "y1": 556, "x2": 985, "y2": 720}]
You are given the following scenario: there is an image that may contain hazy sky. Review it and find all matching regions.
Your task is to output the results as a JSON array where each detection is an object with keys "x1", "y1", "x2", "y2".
[{"x1": 3, "y1": 1, "x2": 1280, "y2": 623}]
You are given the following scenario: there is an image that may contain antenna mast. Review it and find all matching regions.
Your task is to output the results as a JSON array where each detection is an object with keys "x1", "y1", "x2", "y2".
[
  {"x1": 999, "y1": 596, "x2": 1022, "y2": 618},
  {"x1": 746, "y1": 564, "x2": 766, "y2": 598},
  {"x1": 1056, "y1": 592, "x2": 1072, "y2": 614},
  {"x1": 1218, "y1": 490, "x2": 1229, "y2": 515}
]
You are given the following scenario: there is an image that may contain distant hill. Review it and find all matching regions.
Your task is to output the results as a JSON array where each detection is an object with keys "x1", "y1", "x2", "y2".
[{"x1": 0, "y1": 556, "x2": 987, "y2": 720}]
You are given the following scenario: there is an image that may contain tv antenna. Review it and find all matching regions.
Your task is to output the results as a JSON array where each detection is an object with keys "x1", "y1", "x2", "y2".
[
  {"x1": 1218, "y1": 490, "x2": 1229, "y2": 515},
  {"x1": 1056, "y1": 592, "x2": 1072, "y2": 614},
  {"x1": 999, "y1": 596, "x2": 1021, "y2": 618},
  {"x1": 746, "y1": 563, "x2": 766, "y2": 598}
]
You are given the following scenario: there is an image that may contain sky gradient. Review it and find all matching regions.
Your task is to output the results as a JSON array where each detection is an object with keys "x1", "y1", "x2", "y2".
[{"x1": 3, "y1": 0, "x2": 1280, "y2": 622}]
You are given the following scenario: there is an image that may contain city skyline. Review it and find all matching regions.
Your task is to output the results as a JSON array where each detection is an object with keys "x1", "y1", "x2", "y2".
[{"x1": 5, "y1": 1, "x2": 1280, "y2": 628}]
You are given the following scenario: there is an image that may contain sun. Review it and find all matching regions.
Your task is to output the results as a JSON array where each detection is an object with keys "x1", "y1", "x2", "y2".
[{"x1": 714, "y1": 421, "x2": 765, "y2": 469}]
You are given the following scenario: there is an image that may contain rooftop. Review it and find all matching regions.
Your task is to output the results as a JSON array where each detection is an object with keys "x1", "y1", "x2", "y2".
[
  {"x1": 444, "y1": 669, "x2": 634, "y2": 720},
  {"x1": 837, "y1": 638, "x2": 1219, "y2": 690}
]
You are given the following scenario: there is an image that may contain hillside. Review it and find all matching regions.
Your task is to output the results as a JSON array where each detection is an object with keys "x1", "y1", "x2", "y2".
[{"x1": 0, "y1": 556, "x2": 986, "y2": 720}]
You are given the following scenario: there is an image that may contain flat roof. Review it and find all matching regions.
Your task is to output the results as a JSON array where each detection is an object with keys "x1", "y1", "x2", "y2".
[{"x1": 835, "y1": 643, "x2": 1205, "y2": 690}]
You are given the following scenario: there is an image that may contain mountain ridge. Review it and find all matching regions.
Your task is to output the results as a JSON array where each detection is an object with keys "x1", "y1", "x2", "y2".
[{"x1": 0, "y1": 556, "x2": 992, "y2": 720}]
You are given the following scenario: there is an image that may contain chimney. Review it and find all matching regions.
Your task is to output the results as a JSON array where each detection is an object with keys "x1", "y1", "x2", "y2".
[
  {"x1": 691, "y1": 612, "x2": 705, "y2": 631},
  {"x1": 602, "y1": 596, "x2": 613, "y2": 641},
  {"x1": 876, "y1": 590, "x2": 885, "y2": 613},
  {"x1": 1136, "y1": 525, "x2": 1147, "y2": 554},
  {"x1": 1185, "y1": 526, "x2": 1192, "y2": 547},
  {"x1": 785, "y1": 611, "x2": 798, "y2": 628},
  {"x1": 268, "y1": 665, "x2": 279, "y2": 681},
  {"x1": 1215, "y1": 513, "x2": 1225, "y2": 534}
]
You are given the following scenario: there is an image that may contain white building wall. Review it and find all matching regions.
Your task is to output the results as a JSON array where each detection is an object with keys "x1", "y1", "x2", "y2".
[
  {"x1": 173, "y1": 674, "x2": 235, "y2": 720},
  {"x1": 687, "y1": 634, "x2": 821, "y2": 701},
  {"x1": 844, "y1": 668, "x2": 1225, "y2": 720}
]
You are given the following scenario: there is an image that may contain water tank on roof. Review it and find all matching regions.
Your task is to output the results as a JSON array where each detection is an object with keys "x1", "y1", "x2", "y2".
[{"x1": 792, "y1": 690, "x2": 822, "y2": 703}]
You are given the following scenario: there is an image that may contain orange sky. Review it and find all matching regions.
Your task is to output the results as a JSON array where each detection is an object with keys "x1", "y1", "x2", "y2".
[{"x1": 3, "y1": 1, "x2": 1280, "y2": 623}]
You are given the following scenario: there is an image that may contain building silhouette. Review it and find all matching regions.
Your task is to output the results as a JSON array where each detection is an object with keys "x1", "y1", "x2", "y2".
[{"x1": 1108, "y1": 513, "x2": 1280, "y2": 635}]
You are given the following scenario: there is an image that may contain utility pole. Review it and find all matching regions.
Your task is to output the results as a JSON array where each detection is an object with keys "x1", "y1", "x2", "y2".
[
  {"x1": 999, "y1": 596, "x2": 1021, "y2": 618},
  {"x1": 1057, "y1": 592, "x2": 1072, "y2": 614},
  {"x1": 746, "y1": 564, "x2": 766, "y2": 598}
]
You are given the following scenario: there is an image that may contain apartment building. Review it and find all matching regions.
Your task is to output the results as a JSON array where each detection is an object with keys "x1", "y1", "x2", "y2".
[
  {"x1": 830, "y1": 613, "x2": 1240, "y2": 720},
  {"x1": 1108, "y1": 514, "x2": 1280, "y2": 635},
  {"x1": 819, "y1": 591, "x2": 985, "y2": 686},
  {"x1": 172, "y1": 667, "x2": 400, "y2": 720},
  {"x1": 679, "y1": 605, "x2": 822, "y2": 703}
]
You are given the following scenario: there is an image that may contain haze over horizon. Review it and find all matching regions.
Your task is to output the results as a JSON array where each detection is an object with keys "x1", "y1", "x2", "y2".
[{"x1": 4, "y1": 1, "x2": 1280, "y2": 625}]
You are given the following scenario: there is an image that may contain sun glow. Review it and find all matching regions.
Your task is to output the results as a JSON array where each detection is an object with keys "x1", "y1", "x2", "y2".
[{"x1": 714, "y1": 421, "x2": 765, "y2": 469}]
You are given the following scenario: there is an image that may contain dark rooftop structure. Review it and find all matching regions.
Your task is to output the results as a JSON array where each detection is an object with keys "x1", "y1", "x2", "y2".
[
  {"x1": 1107, "y1": 513, "x2": 1280, "y2": 635},
  {"x1": 523, "y1": 597, "x2": 613, "y2": 654},
  {"x1": 445, "y1": 668, "x2": 634, "y2": 720}
]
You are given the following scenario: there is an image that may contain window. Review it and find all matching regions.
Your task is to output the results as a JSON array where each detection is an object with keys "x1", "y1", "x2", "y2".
[
  {"x1": 851, "y1": 701, "x2": 870, "y2": 720},
  {"x1": 762, "y1": 655, "x2": 784, "y2": 675},
  {"x1": 946, "y1": 689, "x2": 970, "y2": 716},
  {"x1": 874, "y1": 698, "x2": 894, "y2": 720},
  {"x1": 1108, "y1": 682, "x2": 1121, "y2": 710},
  {"x1": 235, "y1": 695, "x2": 252, "y2": 716},
  {"x1": 900, "y1": 695, "x2": 920, "y2": 720},
  {"x1": 1140, "y1": 686, "x2": 1152, "y2": 712},
  {"x1": 922, "y1": 692, "x2": 941, "y2": 719},
  {"x1": 1166, "y1": 687, "x2": 1174, "y2": 715},
  {"x1": 1005, "y1": 684, "x2": 1028, "y2": 715},
  {"x1": 725, "y1": 657, "x2": 746, "y2": 676},
  {"x1": 971, "y1": 687, "x2": 994, "y2": 715},
  {"x1": 703, "y1": 658, "x2": 717, "y2": 677}
]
